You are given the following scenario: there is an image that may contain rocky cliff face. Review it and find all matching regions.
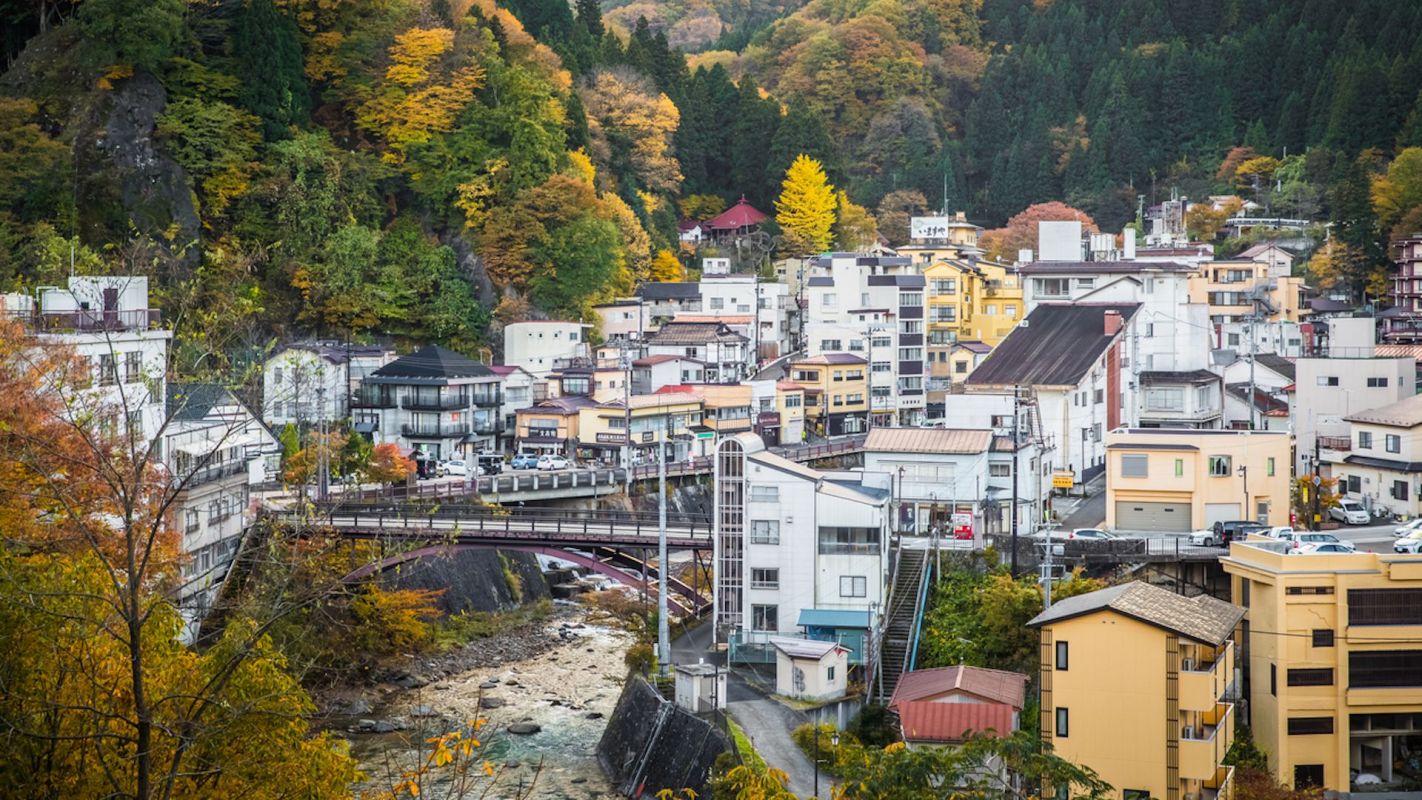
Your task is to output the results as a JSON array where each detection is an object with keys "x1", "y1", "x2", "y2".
[{"x1": 382, "y1": 548, "x2": 550, "y2": 615}]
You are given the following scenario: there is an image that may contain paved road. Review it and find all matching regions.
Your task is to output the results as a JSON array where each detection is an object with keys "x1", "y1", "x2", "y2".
[
  {"x1": 726, "y1": 676, "x2": 825, "y2": 798},
  {"x1": 1323, "y1": 522, "x2": 1409, "y2": 553}
]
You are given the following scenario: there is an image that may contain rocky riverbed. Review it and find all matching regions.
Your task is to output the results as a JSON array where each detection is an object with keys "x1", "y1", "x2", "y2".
[{"x1": 326, "y1": 604, "x2": 634, "y2": 799}]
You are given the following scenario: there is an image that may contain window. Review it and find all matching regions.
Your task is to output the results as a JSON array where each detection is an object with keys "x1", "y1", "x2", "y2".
[
  {"x1": 1121, "y1": 454, "x2": 1148, "y2": 478},
  {"x1": 990, "y1": 463, "x2": 1011, "y2": 477},
  {"x1": 124, "y1": 351, "x2": 141, "y2": 383},
  {"x1": 274, "y1": 367, "x2": 283, "y2": 384},
  {"x1": 751, "y1": 520, "x2": 780, "y2": 544},
  {"x1": 1387, "y1": 434, "x2": 1401, "y2": 453},
  {"x1": 822, "y1": 293, "x2": 837, "y2": 308},
  {"x1": 1036, "y1": 278, "x2": 1070, "y2": 297},
  {"x1": 932, "y1": 279, "x2": 957, "y2": 294},
  {"x1": 1267, "y1": 457, "x2": 1276, "y2": 477},
  {"x1": 840, "y1": 576, "x2": 867, "y2": 597},
  {"x1": 1075, "y1": 278, "x2": 1095, "y2": 290},
  {"x1": 1286, "y1": 586, "x2": 1334, "y2": 595},
  {"x1": 1312, "y1": 629, "x2": 1334, "y2": 647},
  {"x1": 710, "y1": 297, "x2": 725, "y2": 310},
  {"x1": 750, "y1": 485, "x2": 784, "y2": 503},
  {"x1": 1287, "y1": 668, "x2": 1334, "y2": 686},
  {"x1": 751, "y1": 604, "x2": 778, "y2": 631},
  {"x1": 1288, "y1": 717, "x2": 1334, "y2": 735},
  {"x1": 185, "y1": 508, "x2": 200, "y2": 534},
  {"x1": 1056, "y1": 641, "x2": 1069, "y2": 671},
  {"x1": 1294, "y1": 765, "x2": 1324, "y2": 790},
  {"x1": 818, "y1": 526, "x2": 881, "y2": 554},
  {"x1": 955, "y1": 361, "x2": 967, "y2": 374},
  {"x1": 1146, "y1": 388, "x2": 1184, "y2": 411},
  {"x1": 1270, "y1": 663, "x2": 1277, "y2": 696},
  {"x1": 1317, "y1": 375, "x2": 1339, "y2": 386},
  {"x1": 1175, "y1": 458, "x2": 1184, "y2": 477},
  {"x1": 1348, "y1": 589, "x2": 1422, "y2": 626},
  {"x1": 1228, "y1": 333, "x2": 1241, "y2": 347},
  {"x1": 1393, "y1": 480, "x2": 1409, "y2": 501},
  {"x1": 98, "y1": 354, "x2": 117, "y2": 386},
  {"x1": 1358, "y1": 431, "x2": 1373, "y2": 449},
  {"x1": 1093, "y1": 388, "x2": 1104, "y2": 404},
  {"x1": 1348, "y1": 650, "x2": 1422, "y2": 687},
  {"x1": 1367, "y1": 377, "x2": 1389, "y2": 387},
  {"x1": 1347, "y1": 475, "x2": 1361, "y2": 494},
  {"x1": 871, "y1": 361, "x2": 891, "y2": 374},
  {"x1": 985, "y1": 304, "x2": 997, "y2": 315},
  {"x1": 900, "y1": 292, "x2": 922, "y2": 307},
  {"x1": 1208, "y1": 455, "x2": 1232, "y2": 476},
  {"x1": 821, "y1": 339, "x2": 842, "y2": 352},
  {"x1": 1055, "y1": 707, "x2": 1069, "y2": 737},
  {"x1": 899, "y1": 320, "x2": 923, "y2": 335},
  {"x1": 832, "y1": 370, "x2": 844, "y2": 383},
  {"x1": 898, "y1": 348, "x2": 922, "y2": 361},
  {"x1": 750, "y1": 568, "x2": 779, "y2": 589},
  {"x1": 827, "y1": 665, "x2": 835, "y2": 682},
  {"x1": 1123, "y1": 791, "x2": 1150, "y2": 800},
  {"x1": 1006, "y1": 305, "x2": 1017, "y2": 318}
]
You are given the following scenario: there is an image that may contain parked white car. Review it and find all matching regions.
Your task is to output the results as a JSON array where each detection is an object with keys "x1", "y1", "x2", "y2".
[
  {"x1": 1395, "y1": 531, "x2": 1422, "y2": 554},
  {"x1": 537, "y1": 455, "x2": 571, "y2": 471},
  {"x1": 1294, "y1": 543, "x2": 1357, "y2": 554},
  {"x1": 1260, "y1": 526, "x2": 1294, "y2": 540},
  {"x1": 1394, "y1": 518, "x2": 1422, "y2": 537},
  {"x1": 1330, "y1": 500, "x2": 1370, "y2": 525},
  {"x1": 442, "y1": 458, "x2": 470, "y2": 477},
  {"x1": 1187, "y1": 529, "x2": 1222, "y2": 547},
  {"x1": 1293, "y1": 532, "x2": 1353, "y2": 550}
]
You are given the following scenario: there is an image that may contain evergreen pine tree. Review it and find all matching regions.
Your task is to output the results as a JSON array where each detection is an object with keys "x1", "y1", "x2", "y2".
[
  {"x1": 234, "y1": 0, "x2": 309, "y2": 140},
  {"x1": 575, "y1": 0, "x2": 604, "y2": 37},
  {"x1": 730, "y1": 78, "x2": 777, "y2": 206}
]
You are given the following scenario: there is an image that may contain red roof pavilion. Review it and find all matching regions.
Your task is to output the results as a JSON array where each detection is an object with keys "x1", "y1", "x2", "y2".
[{"x1": 705, "y1": 196, "x2": 768, "y2": 232}]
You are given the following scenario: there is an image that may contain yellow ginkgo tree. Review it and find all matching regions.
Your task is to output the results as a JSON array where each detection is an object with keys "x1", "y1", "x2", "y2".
[{"x1": 775, "y1": 154, "x2": 837, "y2": 254}]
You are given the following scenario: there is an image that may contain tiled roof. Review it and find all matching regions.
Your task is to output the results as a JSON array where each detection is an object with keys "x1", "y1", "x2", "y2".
[
  {"x1": 896, "y1": 701, "x2": 1015, "y2": 744},
  {"x1": 955, "y1": 341, "x2": 993, "y2": 354},
  {"x1": 673, "y1": 314, "x2": 754, "y2": 325},
  {"x1": 1253, "y1": 353, "x2": 1296, "y2": 380},
  {"x1": 1344, "y1": 393, "x2": 1422, "y2": 428},
  {"x1": 966, "y1": 304, "x2": 1140, "y2": 388},
  {"x1": 645, "y1": 321, "x2": 747, "y2": 346},
  {"x1": 889, "y1": 665, "x2": 1029, "y2": 709},
  {"x1": 705, "y1": 197, "x2": 768, "y2": 231},
  {"x1": 636, "y1": 282, "x2": 701, "y2": 300},
  {"x1": 1140, "y1": 369, "x2": 1219, "y2": 385},
  {"x1": 519, "y1": 396, "x2": 594, "y2": 415},
  {"x1": 865, "y1": 427, "x2": 991, "y2": 455},
  {"x1": 1224, "y1": 383, "x2": 1289, "y2": 415},
  {"x1": 168, "y1": 383, "x2": 239, "y2": 421},
  {"x1": 1028, "y1": 581, "x2": 1244, "y2": 645},
  {"x1": 370, "y1": 345, "x2": 492, "y2": 381}
]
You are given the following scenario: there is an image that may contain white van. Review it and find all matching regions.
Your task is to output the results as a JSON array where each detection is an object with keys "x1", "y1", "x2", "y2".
[{"x1": 1330, "y1": 500, "x2": 1370, "y2": 526}]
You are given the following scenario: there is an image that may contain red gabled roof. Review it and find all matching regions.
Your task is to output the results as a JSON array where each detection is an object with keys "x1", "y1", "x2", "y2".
[
  {"x1": 896, "y1": 701, "x2": 1015, "y2": 744},
  {"x1": 889, "y1": 665, "x2": 1029, "y2": 709},
  {"x1": 705, "y1": 196, "x2": 768, "y2": 231}
]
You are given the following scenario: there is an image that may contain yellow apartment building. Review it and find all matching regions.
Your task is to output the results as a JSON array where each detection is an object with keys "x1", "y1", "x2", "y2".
[
  {"x1": 1188, "y1": 259, "x2": 1308, "y2": 324},
  {"x1": 692, "y1": 383, "x2": 754, "y2": 438},
  {"x1": 1030, "y1": 582, "x2": 1245, "y2": 800},
  {"x1": 924, "y1": 259, "x2": 1024, "y2": 349},
  {"x1": 575, "y1": 391, "x2": 705, "y2": 466},
  {"x1": 514, "y1": 395, "x2": 594, "y2": 456},
  {"x1": 1221, "y1": 543, "x2": 1422, "y2": 791},
  {"x1": 1105, "y1": 428, "x2": 1292, "y2": 532},
  {"x1": 774, "y1": 380, "x2": 806, "y2": 443},
  {"x1": 789, "y1": 353, "x2": 868, "y2": 437}
]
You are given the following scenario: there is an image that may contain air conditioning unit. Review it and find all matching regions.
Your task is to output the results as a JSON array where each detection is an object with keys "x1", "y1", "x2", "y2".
[
  {"x1": 1182, "y1": 728, "x2": 1195, "y2": 740},
  {"x1": 1182, "y1": 658, "x2": 1196, "y2": 671}
]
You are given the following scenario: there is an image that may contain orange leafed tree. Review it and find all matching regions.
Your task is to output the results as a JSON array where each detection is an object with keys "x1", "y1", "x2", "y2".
[
  {"x1": 980, "y1": 201, "x2": 1099, "y2": 261},
  {"x1": 364, "y1": 442, "x2": 415, "y2": 484}
]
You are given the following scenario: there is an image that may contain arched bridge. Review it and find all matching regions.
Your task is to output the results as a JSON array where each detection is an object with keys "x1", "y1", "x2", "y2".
[{"x1": 263, "y1": 503, "x2": 715, "y2": 615}]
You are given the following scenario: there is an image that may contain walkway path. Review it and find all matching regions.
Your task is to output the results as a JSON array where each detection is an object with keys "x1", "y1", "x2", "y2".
[{"x1": 726, "y1": 675, "x2": 824, "y2": 798}]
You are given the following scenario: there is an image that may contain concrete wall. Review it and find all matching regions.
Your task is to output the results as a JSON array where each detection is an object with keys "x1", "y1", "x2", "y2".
[
  {"x1": 382, "y1": 549, "x2": 549, "y2": 614},
  {"x1": 598, "y1": 675, "x2": 731, "y2": 798}
]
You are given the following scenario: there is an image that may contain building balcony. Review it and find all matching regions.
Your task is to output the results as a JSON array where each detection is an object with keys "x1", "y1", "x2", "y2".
[
  {"x1": 179, "y1": 459, "x2": 247, "y2": 488},
  {"x1": 1318, "y1": 435, "x2": 1351, "y2": 452},
  {"x1": 401, "y1": 394, "x2": 471, "y2": 411},
  {"x1": 1179, "y1": 641, "x2": 1235, "y2": 712},
  {"x1": 350, "y1": 391, "x2": 396, "y2": 409},
  {"x1": 5, "y1": 308, "x2": 163, "y2": 333},
  {"x1": 1179, "y1": 703, "x2": 1234, "y2": 781},
  {"x1": 400, "y1": 422, "x2": 471, "y2": 438}
]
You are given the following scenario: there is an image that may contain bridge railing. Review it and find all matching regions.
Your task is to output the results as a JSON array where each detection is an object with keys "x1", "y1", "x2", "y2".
[{"x1": 292, "y1": 501, "x2": 715, "y2": 543}]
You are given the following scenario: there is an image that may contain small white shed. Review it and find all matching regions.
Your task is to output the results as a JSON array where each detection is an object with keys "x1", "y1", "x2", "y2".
[
  {"x1": 771, "y1": 638, "x2": 850, "y2": 702},
  {"x1": 674, "y1": 662, "x2": 727, "y2": 713}
]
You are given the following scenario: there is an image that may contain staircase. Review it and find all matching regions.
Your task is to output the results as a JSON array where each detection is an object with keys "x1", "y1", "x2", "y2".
[{"x1": 877, "y1": 547, "x2": 928, "y2": 703}]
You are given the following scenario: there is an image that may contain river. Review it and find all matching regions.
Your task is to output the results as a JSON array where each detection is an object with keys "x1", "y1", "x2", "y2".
[{"x1": 336, "y1": 605, "x2": 634, "y2": 799}]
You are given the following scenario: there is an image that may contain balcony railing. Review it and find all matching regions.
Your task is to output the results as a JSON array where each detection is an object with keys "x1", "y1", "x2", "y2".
[
  {"x1": 5, "y1": 308, "x2": 163, "y2": 333},
  {"x1": 350, "y1": 392, "x2": 396, "y2": 409},
  {"x1": 181, "y1": 459, "x2": 247, "y2": 487},
  {"x1": 1318, "y1": 435, "x2": 1351, "y2": 452},
  {"x1": 402, "y1": 394, "x2": 471, "y2": 411},
  {"x1": 1179, "y1": 703, "x2": 1234, "y2": 780},
  {"x1": 1180, "y1": 641, "x2": 1234, "y2": 712},
  {"x1": 400, "y1": 422, "x2": 471, "y2": 437}
]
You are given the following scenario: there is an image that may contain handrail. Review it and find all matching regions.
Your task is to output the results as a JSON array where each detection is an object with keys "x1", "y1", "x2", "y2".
[{"x1": 906, "y1": 549, "x2": 933, "y2": 672}]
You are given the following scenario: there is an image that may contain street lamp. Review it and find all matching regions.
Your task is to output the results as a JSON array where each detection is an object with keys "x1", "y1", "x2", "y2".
[
  {"x1": 1238, "y1": 465, "x2": 1250, "y2": 523},
  {"x1": 814, "y1": 728, "x2": 840, "y2": 799}
]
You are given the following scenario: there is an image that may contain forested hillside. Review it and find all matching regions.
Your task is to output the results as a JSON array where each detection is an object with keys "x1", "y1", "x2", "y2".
[{"x1": 3, "y1": 0, "x2": 1422, "y2": 364}]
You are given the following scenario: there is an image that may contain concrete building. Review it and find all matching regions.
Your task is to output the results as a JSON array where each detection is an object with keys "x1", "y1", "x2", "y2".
[
  {"x1": 514, "y1": 395, "x2": 593, "y2": 457},
  {"x1": 1319, "y1": 393, "x2": 1422, "y2": 517},
  {"x1": 631, "y1": 354, "x2": 705, "y2": 395},
  {"x1": 1236, "y1": 241, "x2": 1297, "y2": 278},
  {"x1": 1292, "y1": 354, "x2": 1414, "y2": 474},
  {"x1": 788, "y1": 353, "x2": 868, "y2": 437},
  {"x1": 1188, "y1": 259, "x2": 1309, "y2": 327},
  {"x1": 488, "y1": 365, "x2": 539, "y2": 451},
  {"x1": 1029, "y1": 582, "x2": 1245, "y2": 800},
  {"x1": 262, "y1": 341, "x2": 395, "y2": 429},
  {"x1": 772, "y1": 638, "x2": 850, "y2": 702},
  {"x1": 804, "y1": 253, "x2": 927, "y2": 425},
  {"x1": 575, "y1": 391, "x2": 706, "y2": 466},
  {"x1": 502, "y1": 321, "x2": 589, "y2": 379},
  {"x1": 1222, "y1": 542, "x2": 1422, "y2": 792},
  {"x1": 163, "y1": 384, "x2": 277, "y2": 635},
  {"x1": 1383, "y1": 233, "x2": 1422, "y2": 342},
  {"x1": 643, "y1": 321, "x2": 750, "y2": 384},
  {"x1": 635, "y1": 282, "x2": 702, "y2": 327},
  {"x1": 967, "y1": 304, "x2": 1140, "y2": 488},
  {"x1": 593, "y1": 299, "x2": 646, "y2": 344},
  {"x1": 924, "y1": 258, "x2": 1023, "y2": 349},
  {"x1": 1105, "y1": 428, "x2": 1292, "y2": 531},
  {"x1": 696, "y1": 273, "x2": 791, "y2": 362},
  {"x1": 355, "y1": 345, "x2": 503, "y2": 459},
  {"x1": 3, "y1": 276, "x2": 170, "y2": 446},
  {"x1": 713, "y1": 433, "x2": 890, "y2": 650}
]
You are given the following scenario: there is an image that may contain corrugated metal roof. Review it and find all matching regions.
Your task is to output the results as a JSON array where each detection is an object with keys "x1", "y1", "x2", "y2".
[
  {"x1": 865, "y1": 427, "x2": 991, "y2": 454},
  {"x1": 966, "y1": 303, "x2": 1140, "y2": 388},
  {"x1": 770, "y1": 637, "x2": 845, "y2": 660},
  {"x1": 797, "y1": 609, "x2": 871, "y2": 629},
  {"x1": 895, "y1": 701, "x2": 1015, "y2": 744},
  {"x1": 890, "y1": 665, "x2": 1029, "y2": 709}
]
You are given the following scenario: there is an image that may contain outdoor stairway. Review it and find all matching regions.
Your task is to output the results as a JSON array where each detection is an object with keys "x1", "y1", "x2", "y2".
[{"x1": 878, "y1": 547, "x2": 928, "y2": 703}]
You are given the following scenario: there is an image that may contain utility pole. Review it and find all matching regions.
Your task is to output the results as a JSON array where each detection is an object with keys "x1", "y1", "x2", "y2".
[
  {"x1": 1041, "y1": 523, "x2": 1057, "y2": 609},
  {"x1": 657, "y1": 436, "x2": 670, "y2": 677},
  {"x1": 1312, "y1": 436, "x2": 1322, "y2": 531},
  {"x1": 622, "y1": 348, "x2": 633, "y2": 489},
  {"x1": 316, "y1": 384, "x2": 329, "y2": 503},
  {"x1": 1011, "y1": 386, "x2": 1020, "y2": 577},
  {"x1": 1238, "y1": 465, "x2": 1250, "y2": 523}
]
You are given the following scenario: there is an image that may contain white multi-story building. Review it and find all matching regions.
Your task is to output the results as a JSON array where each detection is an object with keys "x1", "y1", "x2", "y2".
[
  {"x1": 643, "y1": 320, "x2": 750, "y2": 383},
  {"x1": 354, "y1": 344, "x2": 504, "y2": 459},
  {"x1": 163, "y1": 383, "x2": 278, "y2": 637},
  {"x1": 714, "y1": 433, "x2": 890, "y2": 648},
  {"x1": 804, "y1": 253, "x2": 927, "y2": 426},
  {"x1": 3, "y1": 276, "x2": 171, "y2": 446},
  {"x1": 489, "y1": 365, "x2": 540, "y2": 451},
  {"x1": 503, "y1": 321, "x2": 589, "y2": 379},
  {"x1": 263, "y1": 341, "x2": 395, "y2": 429},
  {"x1": 696, "y1": 274, "x2": 791, "y2": 362}
]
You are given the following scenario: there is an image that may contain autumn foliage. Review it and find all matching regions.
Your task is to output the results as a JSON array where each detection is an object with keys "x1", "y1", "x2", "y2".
[{"x1": 979, "y1": 202, "x2": 1100, "y2": 261}]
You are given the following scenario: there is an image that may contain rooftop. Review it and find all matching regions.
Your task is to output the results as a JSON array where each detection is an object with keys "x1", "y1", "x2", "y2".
[
  {"x1": 636, "y1": 282, "x2": 701, "y2": 301},
  {"x1": 896, "y1": 701, "x2": 1016, "y2": 744},
  {"x1": 704, "y1": 197, "x2": 768, "y2": 231},
  {"x1": 278, "y1": 340, "x2": 393, "y2": 364},
  {"x1": 865, "y1": 426, "x2": 991, "y2": 455},
  {"x1": 1020, "y1": 260, "x2": 1194, "y2": 274},
  {"x1": 1027, "y1": 581, "x2": 1245, "y2": 645},
  {"x1": 889, "y1": 665, "x2": 1028, "y2": 709},
  {"x1": 793, "y1": 353, "x2": 868, "y2": 366},
  {"x1": 966, "y1": 303, "x2": 1140, "y2": 388},
  {"x1": 769, "y1": 637, "x2": 846, "y2": 660},
  {"x1": 1253, "y1": 353, "x2": 1296, "y2": 381},
  {"x1": 1344, "y1": 393, "x2": 1422, "y2": 428},
  {"x1": 1224, "y1": 383, "x2": 1289, "y2": 416},
  {"x1": 645, "y1": 321, "x2": 748, "y2": 347},
  {"x1": 367, "y1": 345, "x2": 494, "y2": 384},
  {"x1": 1140, "y1": 369, "x2": 1219, "y2": 385}
]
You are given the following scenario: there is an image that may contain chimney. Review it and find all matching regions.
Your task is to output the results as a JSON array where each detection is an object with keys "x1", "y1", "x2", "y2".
[{"x1": 1103, "y1": 309, "x2": 1122, "y2": 337}]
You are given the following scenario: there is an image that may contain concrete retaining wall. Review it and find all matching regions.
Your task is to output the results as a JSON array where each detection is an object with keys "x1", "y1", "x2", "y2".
[{"x1": 597, "y1": 675, "x2": 730, "y2": 798}]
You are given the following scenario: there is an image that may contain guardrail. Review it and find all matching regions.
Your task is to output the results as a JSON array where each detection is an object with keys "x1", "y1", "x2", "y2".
[{"x1": 281, "y1": 502, "x2": 714, "y2": 544}]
